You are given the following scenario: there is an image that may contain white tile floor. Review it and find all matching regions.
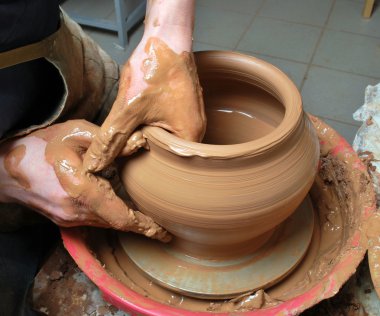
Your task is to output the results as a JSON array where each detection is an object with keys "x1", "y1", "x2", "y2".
[{"x1": 62, "y1": 0, "x2": 380, "y2": 144}]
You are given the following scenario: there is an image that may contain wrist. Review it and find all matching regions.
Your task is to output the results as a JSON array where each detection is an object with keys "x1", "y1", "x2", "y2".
[
  {"x1": 146, "y1": 0, "x2": 195, "y2": 29},
  {"x1": 142, "y1": 26, "x2": 192, "y2": 53}
]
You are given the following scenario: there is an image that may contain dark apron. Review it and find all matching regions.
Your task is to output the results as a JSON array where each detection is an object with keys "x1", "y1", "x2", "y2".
[
  {"x1": 0, "y1": 10, "x2": 119, "y2": 140},
  {"x1": 0, "y1": 10, "x2": 120, "y2": 315}
]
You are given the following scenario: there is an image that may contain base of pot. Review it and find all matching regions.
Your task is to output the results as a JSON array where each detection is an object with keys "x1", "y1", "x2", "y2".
[{"x1": 118, "y1": 195, "x2": 315, "y2": 299}]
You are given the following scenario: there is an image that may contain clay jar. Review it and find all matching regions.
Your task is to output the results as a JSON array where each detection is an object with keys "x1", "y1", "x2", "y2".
[{"x1": 121, "y1": 51, "x2": 320, "y2": 259}]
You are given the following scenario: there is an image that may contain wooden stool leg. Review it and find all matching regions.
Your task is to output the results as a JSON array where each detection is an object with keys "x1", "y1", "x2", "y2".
[{"x1": 362, "y1": 0, "x2": 375, "y2": 18}]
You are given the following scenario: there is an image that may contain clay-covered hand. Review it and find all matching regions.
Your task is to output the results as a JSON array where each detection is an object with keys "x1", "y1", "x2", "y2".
[
  {"x1": 83, "y1": 38, "x2": 206, "y2": 172},
  {"x1": 83, "y1": 0, "x2": 206, "y2": 172},
  {"x1": 0, "y1": 120, "x2": 170, "y2": 242}
]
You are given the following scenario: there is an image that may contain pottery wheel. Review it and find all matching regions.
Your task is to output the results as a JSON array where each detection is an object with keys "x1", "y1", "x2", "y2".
[{"x1": 118, "y1": 196, "x2": 315, "y2": 299}]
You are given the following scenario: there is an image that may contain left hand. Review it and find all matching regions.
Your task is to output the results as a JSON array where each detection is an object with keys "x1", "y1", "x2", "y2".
[{"x1": 0, "y1": 120, "x2": 170, "y2": 241}]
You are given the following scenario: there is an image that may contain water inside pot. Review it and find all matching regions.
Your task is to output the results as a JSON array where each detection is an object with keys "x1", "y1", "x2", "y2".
[{"x1": 201, "y1": 78, "x2": 285, "y2": 145}]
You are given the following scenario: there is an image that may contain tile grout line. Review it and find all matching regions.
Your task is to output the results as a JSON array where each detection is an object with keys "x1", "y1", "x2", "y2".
[
  {"x1": 250, "y1": 15, "x2": 380, "y2": 40},
  {"x1": 196, "y1": 3, "x2": 255, "y2": 16},
  {"x1": 238, "y1": 44, "x2": 380, "y2": 81},
  {"x1": 193, "y1": 40, "x2": 234, "y2": 50},
  {"x1": 304, "y1": 64, "x2": 380, "y2": 81},
  {"x1": 236, "y1": 49, "x2": 380, "y2": 82},
  {"x1": 233, "y1": 0, "x2": 268, "y2": 50},
  {"x1": 299, "y1": 0, "x2": 337, "y2": 92},
  {"x1": 325, "y1": 27, "x2": 380, "y2": 41},
  {"x1": 257, "y1": 15, "x2": 325, "y2": 29}
]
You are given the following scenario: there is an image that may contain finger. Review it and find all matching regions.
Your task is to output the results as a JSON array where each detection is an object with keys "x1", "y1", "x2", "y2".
[
  {"x1": 83, "y1": 63, "x2": 142, "y2": 172},
  {"x1": 84, "y1": 172, "x2": 171, "y2": 242},
  {"x1": 48, "y1": 129, "x2": 169, "y2": 242},
  {"x1": 119, "y1": 130, "x2": 149, "y2": 157},
  {"x1": 82, "y1": 105, "x2": 140, "y2": 173}
]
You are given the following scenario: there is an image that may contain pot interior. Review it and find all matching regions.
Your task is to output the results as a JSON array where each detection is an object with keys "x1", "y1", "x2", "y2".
[{"x1": 201, "y1": 76, "x2": 285, "y2": 145}]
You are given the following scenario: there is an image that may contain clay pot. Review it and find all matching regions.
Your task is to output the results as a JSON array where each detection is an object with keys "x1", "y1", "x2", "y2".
[{"x1": 121, "y1": 51, "x2": 319, "y2": 258}]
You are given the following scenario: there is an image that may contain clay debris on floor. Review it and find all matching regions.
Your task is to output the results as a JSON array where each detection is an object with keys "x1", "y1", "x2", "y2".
[{"x1": 32, "y1": 246, "x2": 124, "y2": 316}]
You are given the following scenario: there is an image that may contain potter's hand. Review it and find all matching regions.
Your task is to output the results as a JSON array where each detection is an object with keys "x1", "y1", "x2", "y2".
[
  {"x1": 83, "y1": 0, "x2": 206, "y2": 172},
  {"x1": 0, "y1": 120, "x2": 170, "y2": 242}
]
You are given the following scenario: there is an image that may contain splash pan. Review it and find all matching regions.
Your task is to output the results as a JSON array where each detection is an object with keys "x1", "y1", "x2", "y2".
[{"x1": 61, "y1": 116, "x2": 376, "y2": 315}]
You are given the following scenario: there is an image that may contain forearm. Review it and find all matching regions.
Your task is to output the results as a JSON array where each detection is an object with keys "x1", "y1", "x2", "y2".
[
  {"x1": 125, "y1": 0, "x2": 195, "y2": 98},
  {"x1": 143, "y1": 0, "x2": 195, "y2": 53}
]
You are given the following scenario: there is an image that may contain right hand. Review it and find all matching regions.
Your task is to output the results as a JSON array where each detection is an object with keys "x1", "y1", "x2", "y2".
[
  {"x1": 0, "y1": 120, "x2": 170, "y2": 242},
  {"x1": 83, "y1": 36, "x2": 206, "y2": 173}
]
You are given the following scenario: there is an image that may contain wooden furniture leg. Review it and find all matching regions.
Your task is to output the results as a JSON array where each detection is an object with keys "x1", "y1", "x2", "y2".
[{"x1": 362, "y1": 0, "x2": 375, "y2": 18}]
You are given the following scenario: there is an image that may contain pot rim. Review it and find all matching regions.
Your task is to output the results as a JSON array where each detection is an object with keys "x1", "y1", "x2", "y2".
[{"x1": 142, "y1": 51, "x2": 303, "y2": 159}]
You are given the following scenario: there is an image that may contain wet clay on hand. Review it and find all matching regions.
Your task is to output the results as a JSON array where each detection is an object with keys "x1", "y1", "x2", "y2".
[
  {"x1": 84, "y1": 37, "x2": 206, "y2": 173},
  {"x1": 34, "y1": 121, "x2": 169, "y2": 241},
  {"x1": 0, "y1": 120, "x2": 169, "y2": 242}
]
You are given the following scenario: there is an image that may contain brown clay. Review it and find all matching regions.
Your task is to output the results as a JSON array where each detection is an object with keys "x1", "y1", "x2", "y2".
[
  {"x1": 121, "y1": 51, "x2": 320, "y2": 259},
  {"x1": 87, "y1": 116, "x2": 374, "y2": 313},
  {"x1": 3, "y1": 144, "x2": 30, "y2": 189}
]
